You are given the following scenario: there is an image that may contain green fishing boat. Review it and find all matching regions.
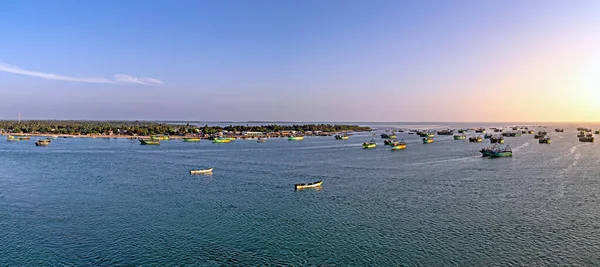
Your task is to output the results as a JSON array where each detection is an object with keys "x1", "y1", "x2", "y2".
[
  {"x1": 183, "y1": 137, "x2": 201, "y2": 142},
  {"x1": 213, "y1": 138, "x2": 231, "y2": 143},
  {"x1": 391, "y1": 140, "x2": 407, "y2": 150},
  {"x1": 363, "y1": 139, "x2": 377, "y2": 149},
  {"x1": 453, "y1": 134, "x2": 466, "y2": 140},
  {"x1": 490, "y1": 145, "x2": 512, "y2": 158},
  {"x1": 422, "y1": 137, "x2": 434, "y2": 144},
  {"x1": 139, "y1": 139, "x2": 160, "y2": 145},
  {"x1": 288, "y1": 136, "x2": 305, "y2": 141}
]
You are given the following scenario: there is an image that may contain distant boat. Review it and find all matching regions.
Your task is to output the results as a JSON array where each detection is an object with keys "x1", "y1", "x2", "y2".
[
  {"x1": 18, "y1": 136, "x2": 30, "y2": 140},
  {"x1": 334, "y1": 135, "x2": 349, "y2": 140},
  {"x1": 139, "y1": 139, "x2": 160, "y2": 145},
  {"x1": 35, "y1": 139, "x2": 50, "y2": 146},
  {"x1": 391, "y1": 139, "x2": 407, "y2": 150},
  {"x1": 453, "y1": 134, "x2": 467, "y2": 140},
  {"x1": 490, "y1": 136, "x2": 504, "y2": 144},
  {"x1": 490, "y1": 145, "x2": 512, "y2": 158},
  {"x1": 183, "y1": 137, "x2": 201, "y2": 142},
  {"x1": 555, "y1": 128, "x2": 564, "y2": 132},
  {"x1": 539, "y1": 136, "x2": 551, "y2": 144},
  {"x1": 422, "y1": 137, "x2": 434, "y2": 144},
  {"x1": 288, "y1": 136, "x2": 304, "y2": 141},
  {"x1": 480, "y1": 144, "x2": 499, "y2": 157},
  {"x1": 363, "y1": 139, "x2": 377, "y2": 149},
  {"x1": 469, "y1": 136, "x2": 483, "y2": 143},
  {"x1": 190, "y1": 168, "x2": 213, "y2": 175},
  {"x1": 383, "y1": 139, "x2": 398, "y2": 146},
  {"x1": 257, "y1": 138, "x2": 266, "y2": 143},
  {"x1": 295, "y1": 180, "x2": 322, "y2": 190},
  {"x1": 579, "y1": 136, "x2": 595, "y2": 142},
  {"x1": 213, "y1": 138, "x2": 231, "y2": 143}
]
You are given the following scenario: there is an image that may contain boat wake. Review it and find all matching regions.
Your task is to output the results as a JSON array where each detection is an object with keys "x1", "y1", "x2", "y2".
[
  {"x1": 408, "y1": 155, "x2": 481, "y2": 166},
  {"x1": 512, "y1": 142, "x2": 529, "y2": 152},
  {"x1": 558, "y1": 152, "x2": 582, "y2": 198},
  {"x1": 554, "y1": 143, "x2": 590, "y2": 163}
]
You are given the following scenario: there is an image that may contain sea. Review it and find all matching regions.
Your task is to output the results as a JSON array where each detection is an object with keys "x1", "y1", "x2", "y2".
[{"x1": 1, "y1": 122, "x2": 600, "y2": 266}]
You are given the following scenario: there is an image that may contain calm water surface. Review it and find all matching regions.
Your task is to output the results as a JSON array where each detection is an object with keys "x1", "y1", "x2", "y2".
[{"x1": 2, "y1": 123, "x2": 600, "y2": 266}]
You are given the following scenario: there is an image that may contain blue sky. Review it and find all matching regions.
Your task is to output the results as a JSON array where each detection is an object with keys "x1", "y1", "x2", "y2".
[{"x1": 1, "y1": 1, "x2": 599, "y2": 121}]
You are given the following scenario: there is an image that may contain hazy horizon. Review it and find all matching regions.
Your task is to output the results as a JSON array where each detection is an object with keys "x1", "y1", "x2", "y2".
[{"x1": 1, "y1": 1, "x2": 599, "y2": 121}]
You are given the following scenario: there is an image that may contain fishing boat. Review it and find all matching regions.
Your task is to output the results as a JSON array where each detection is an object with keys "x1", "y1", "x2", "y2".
[
  {"x1": 183, "y1": 137, "x2": 201, "y2": 142},
  {"x1": 383, "y1": 139, "x2": 398, "y2": 146},
  {"x1": 334, "y1": 135, "x2": 349, "y2": 140},
  {"x1": 139, "y1": 139, "x2": 160, "y2": 145},
  {"x1": 363, "y1": 139, "x2": 377, "y2": 149},
  {"x1": 490, "y1": 145, "x2": 512, "y2": 158},
  {"x1": 288, "y1": 136, "x2": 304, "y2": 141},
  {"x1": 484, "y1": 133, "x2": 493, "y2": 139},
  {"x1": 190, "y1": 168, "x2": 213, "y2": 175},
  {"x1": 295, "y1": 180, "x2": 323, "y2": 190},
  {"x1": 18, "y1": 136, "x2": 30, "y2": 140},
  {"x1": 151, "y1": 135, "x2": 169, "y2": 140},
  {"x1": 490, "y1": 136, "x2": 505, "y2": 144},
  {"x1": 539, "y1": 136, "x2": 551, "y2": 144},
  {"x1": 469, "y1": 136, "x2": 483, "y2": 142},
  {"x1": 527, "y1": 130, "x2": 535, "y2": 134},
  {"x1": 422, "y1": 137, "x2": 434, "y2": 144},
  {"x1": 380, "y1": 133, "x2": 391, "y2": 139},
  {"x1": 577, "y1": 131, "x2": 586, "y2": 138},
  {"x1": 555, "y1": 128, "x2": 564, "y2": 132},
  {"x1": 391, "y1": 140, "x2": 407, "y2": 150},
  {"x1": 480, "y1": 144, "x2": 499, "y2": 157},
  {"x1": 579, "y1": 136, "x2": 595, "y2": 142},
  {"x1": 436, "y1": 129, "x2": 454, "y2": 135},
  {"x1": 213, "y1": 138, "x2": 231, "y2": 143},
  {"x1": 475, "y1": 128, "x2": 486, "y2": 133},
  {"x1": 453, "y1": 134, "x2": 466, "y2": 140},
  {"x1": 35, "y1": 139, "x2": 50, "y2": 146},
  {"x1": 595, "y1": 131, "x2": 600, "y2": 135},
  {"x1": 257, "y1": 138, "x2": 266, "y2": 143}
]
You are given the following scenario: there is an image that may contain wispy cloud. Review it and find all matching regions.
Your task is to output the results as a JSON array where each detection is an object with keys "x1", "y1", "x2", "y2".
[{"x1": 0, "y1": 61, "x2": 163, "y2": 85}]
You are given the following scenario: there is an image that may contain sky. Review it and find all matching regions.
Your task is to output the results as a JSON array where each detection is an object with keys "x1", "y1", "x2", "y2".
[{"x1": 0, "y1": 0, "x2": 599, "y2": 122}]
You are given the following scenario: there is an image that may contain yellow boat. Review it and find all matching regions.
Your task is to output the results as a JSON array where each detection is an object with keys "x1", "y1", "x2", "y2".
[
  {"x1": 295, "y1": 180, "x2": 322, "y2": 190},
  {"x1": 363, "y1": 139, "x2": 377, "y2": 149},
  {"x1": 190, "y1": 168, "x2": 213, "y2": 174},
  {"x1": 183, "y1": 137, "x2": 201, "y2": 142},
  {"x1": 288, "y1": 136, "x2": 305, "y2": 141},
  {"x1": 391, "y1": 140, "x2": 407, "y2": 150},
  {"x1": 422, "y1": 137, "x2": 434, "y2": 144},
  {"x1": 213, "y1": 138, "x2": 231, "y2": 143}
]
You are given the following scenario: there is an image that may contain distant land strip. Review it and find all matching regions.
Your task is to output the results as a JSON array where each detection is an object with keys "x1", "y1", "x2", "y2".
[{"x1": 0, "y1": 120, "x2": 372, "y2": 138}]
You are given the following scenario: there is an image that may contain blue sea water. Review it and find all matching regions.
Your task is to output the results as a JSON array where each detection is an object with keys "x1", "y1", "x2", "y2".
[{"x1": 1, "y1": 122, "x2": 600, "y2": 265}]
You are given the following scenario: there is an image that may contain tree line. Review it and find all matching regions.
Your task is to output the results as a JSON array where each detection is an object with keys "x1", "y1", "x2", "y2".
[{"x1": 0, "y1": 121, "x2": 372, "y2": 136}]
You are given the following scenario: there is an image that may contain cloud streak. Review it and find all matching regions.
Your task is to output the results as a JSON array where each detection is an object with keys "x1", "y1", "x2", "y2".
[{"x1": 0, "y1": 61, "x2": 163, "y2": 85}]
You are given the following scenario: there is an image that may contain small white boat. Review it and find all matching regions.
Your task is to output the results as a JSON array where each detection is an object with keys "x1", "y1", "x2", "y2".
[
  {"x1": 190, "y1": 168, "x2": 213, "y2": 175},
  {"x1": 295, "y1": 180, "x2": 323, "y2": 190}
]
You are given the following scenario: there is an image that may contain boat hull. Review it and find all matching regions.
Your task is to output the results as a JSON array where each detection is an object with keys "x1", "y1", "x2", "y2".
[
  {"x1": 183, "y1": 138, "x2": 201, "y2": 142},
  {"x1": 363, "y1": 144, "x2": 376, "y2": 149},
  {"x1": 213, "y1": 139, "x2": 231, "y2": 143},
  {"x1": 288, "y1": 137, "x2": 304, "y2": 141},
  {"x1": 391, "y1": 145, "x2": 406, "y2": 150},
  {"x1": 295, "y1": 180, "x2": 322, "y2": 190},
  {"x1": 139, "y1": 139, "x2": 160, "y2": 145},
  {"x1": 190, "y1": 168, "x2": 213, "y2": 174},
  {"x1": 491, "y1": 152, "x2": 512, "y2": 158}
]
